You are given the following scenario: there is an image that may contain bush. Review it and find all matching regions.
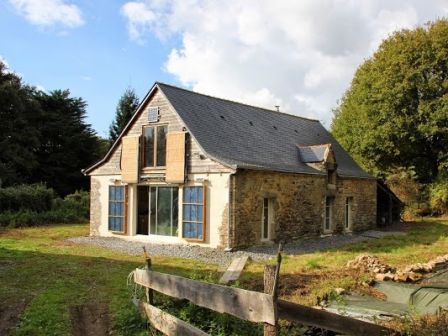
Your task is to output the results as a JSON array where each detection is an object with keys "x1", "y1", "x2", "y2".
[
  {"x1": 0, "y1": 186, "x2": 89, "y2": 227},
  {"x1": 428, "y1": 179, "x2": 448, "y2": 215},
  {"x1": 0, "y1": 184, "x2": 55, "y2": 212}
]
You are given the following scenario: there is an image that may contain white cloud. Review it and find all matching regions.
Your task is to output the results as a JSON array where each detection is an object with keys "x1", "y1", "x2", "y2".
[
  {"x1": 0, "y1": 55, "x2": 10, "y2": 69},
  {"x1": 121, "y1": 0, "x2": 448, "y2": 126},
  {"x1": 9, "y1": 0, "x2": 84, "y2": 28},
  {"x1": 121, "y1": 1, "x2": 156, "y2": 43}
]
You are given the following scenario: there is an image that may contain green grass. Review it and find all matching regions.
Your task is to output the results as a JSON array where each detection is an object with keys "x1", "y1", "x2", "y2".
[
  {"x1": 242, "y1": 218, "x2": 448, "y2": 305},
  {"x1": 0, "y1": 224, "x2": 218, "y2": 335},
  {"x1": 1, "y1": 219, "x2": 447, "y2": 335}
]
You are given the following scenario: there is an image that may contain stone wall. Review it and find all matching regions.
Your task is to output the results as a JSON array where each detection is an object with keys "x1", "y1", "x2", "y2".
[
  {"x1": 230, "y1": 170, "x2": 377, "y2": 248},
  {"x1": 334, "y1": 178, "x2": 377, "y2": 233},
  {"x1": 90, "y1": 177, "x2": 101, "y2": 236}
]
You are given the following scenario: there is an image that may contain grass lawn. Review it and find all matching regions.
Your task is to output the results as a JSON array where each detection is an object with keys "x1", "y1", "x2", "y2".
[{"x1": 0, "y1": 219, "x2": 447, "y2": 335}]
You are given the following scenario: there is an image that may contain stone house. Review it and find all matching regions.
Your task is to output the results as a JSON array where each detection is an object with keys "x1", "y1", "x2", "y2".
[{"x1": 83, "y1": 82, "x2": 377, "y2": 249}]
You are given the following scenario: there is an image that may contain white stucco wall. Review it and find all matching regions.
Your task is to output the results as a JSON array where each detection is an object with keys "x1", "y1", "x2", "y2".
[{"x1": 90, "y1": 172, "x2": 230, "y2": 248}]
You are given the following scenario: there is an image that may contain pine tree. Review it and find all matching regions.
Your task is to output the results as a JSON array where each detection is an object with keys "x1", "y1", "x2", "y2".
[{"x1": 109, "y1": 88, "x2": 140, "y2": 143}]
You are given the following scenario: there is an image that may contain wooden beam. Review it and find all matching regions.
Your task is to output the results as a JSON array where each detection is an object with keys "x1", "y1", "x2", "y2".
[
  {"x1": 219, "y1": 256, "x2": 249, "y2": 285},
  {"x1": 141, "y1": 302, "x2": 209, "y2": 336},
  {"x1": 277, "y1": 300, "x2": 393, "y2": 336},
  {"x1": 133, "y1": 269, "x2": 276, "y2": 324},
  {"x1": 264, "y1": 265, "x2": 277, "y2": 336}
]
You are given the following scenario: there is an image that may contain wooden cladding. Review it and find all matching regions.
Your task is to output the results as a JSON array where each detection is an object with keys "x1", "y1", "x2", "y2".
[
  {"x1": 121, "y1": 135, "x2": 140, "y2": 183},
  {"x1": 165, "y1": 132, "x2": 186, "y2": 183}
]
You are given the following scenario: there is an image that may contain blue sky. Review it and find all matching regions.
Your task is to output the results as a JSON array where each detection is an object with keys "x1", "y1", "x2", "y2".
[
  {"x1": 1, "y1": 1, "x2": 446, "y2": 137},
  {"x1": 0, "y1": 0, "x2": 178, "y2": 138}
]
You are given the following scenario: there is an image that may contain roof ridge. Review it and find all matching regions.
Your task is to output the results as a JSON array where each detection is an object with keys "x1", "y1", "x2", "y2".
[
  {"x1": 297, "y1": 143, "x2": 331, "y2": 148},
  {"x1": 155, "y1": 81, "x2": 319, "y2": 122}
]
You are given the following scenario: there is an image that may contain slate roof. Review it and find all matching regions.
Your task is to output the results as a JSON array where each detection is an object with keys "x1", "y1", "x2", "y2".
[
  {"x1": 157, "y1": 83, "x2": 372, "y2": 179},
  {"x1": 297, "y1": 144, "x2": 329, "y2": 163}
]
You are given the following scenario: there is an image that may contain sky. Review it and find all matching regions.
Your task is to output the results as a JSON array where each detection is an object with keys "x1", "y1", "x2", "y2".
[{"x1": 1, "y1": 1, "x2": 447, "y2": 137}]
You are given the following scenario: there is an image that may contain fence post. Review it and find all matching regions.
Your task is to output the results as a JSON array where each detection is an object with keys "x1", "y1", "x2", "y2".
[
  {"x1": 142, "y1": 246, "x2": 154, "y2": 305},
  {"x1": 264, "y1": 243, "x2": 282, "y2": 336}
]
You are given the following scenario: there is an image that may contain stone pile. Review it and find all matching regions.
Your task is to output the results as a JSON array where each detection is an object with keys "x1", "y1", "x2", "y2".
[
  {"x1": 347, "y1": 253, "x2": 448, "y2": 283},
  {"x1": 346, "y1": 254, "x2": 396, "y2": 274}
]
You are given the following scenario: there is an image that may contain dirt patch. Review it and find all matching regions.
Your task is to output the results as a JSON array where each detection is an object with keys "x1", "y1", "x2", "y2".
[
  {"x1": 70, "y1": 303, "x2": 111, "y2": 336},
  {"x1": 0, "y1": 298, "x2": 30, "y2": 336}
]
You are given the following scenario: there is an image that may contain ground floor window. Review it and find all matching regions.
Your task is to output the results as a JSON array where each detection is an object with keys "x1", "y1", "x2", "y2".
[
  {"x1": 345, "y1": 197, "x2": 353, "y2": 231},
  {"x1": 261, "y1": 198, "x2": 274, "y2": 240},
  {"x1": 182, "y1": 186, "x2": 205, "y2": 240},
  {"x1": 108, "y1": 185, "x2": 126, "y2": 232},
  {"x1": 137, "y1": 186, "x2": 178, "y2": 236},
  {"x1": 325, "y1": 197, "x2": 334, "y2": 232}
]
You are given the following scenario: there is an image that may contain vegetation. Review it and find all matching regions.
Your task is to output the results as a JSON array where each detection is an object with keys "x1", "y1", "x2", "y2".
[
  {"x1": 0, "y1": 220, "x2": 446, "y2": 335},
  {"x1": 0, "y1": 185, "x2": 89, "y2": 227},
  {"x1": 109, "y1": 87, "x2": 140, "y2": 144},
  {"x1": 0, "y1": 62, "x2": 104, "y2": 196},
  {"x1": 331, "y1": 19, "x2": 448, "y2": 214}
]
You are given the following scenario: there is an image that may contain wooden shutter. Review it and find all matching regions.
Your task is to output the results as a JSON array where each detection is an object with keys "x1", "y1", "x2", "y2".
[
  {"x1": 166, "y1": 132, "x2": 186, "y2": 183},
  {"x1": 121, "y1": 135, "x2": 140, "y2": 183}
]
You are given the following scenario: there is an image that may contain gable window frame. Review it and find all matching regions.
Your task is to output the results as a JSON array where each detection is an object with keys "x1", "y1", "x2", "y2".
[
  {"x1": 324, "y1": 196, "x2": 334, "y2": 233},
  {"x1": 182, "y1": 186, "x2": 206, "y2": 242},
  {"x1": 142, "y1": 124, "x2": 168, "y2": 168},
  {"x1": 108, "y1": 185, "x2": 127, "y2": 233}
]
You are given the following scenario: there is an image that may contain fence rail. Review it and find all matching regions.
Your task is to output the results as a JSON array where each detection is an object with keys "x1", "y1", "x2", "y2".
[{"x1": 133, "y1": 247, "x2": 394, "y2": 336}]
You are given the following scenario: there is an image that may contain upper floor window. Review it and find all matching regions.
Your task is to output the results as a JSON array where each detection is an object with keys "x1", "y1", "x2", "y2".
[{"x1": 143, "y1": 125, "x2": 167, "y2": 167}]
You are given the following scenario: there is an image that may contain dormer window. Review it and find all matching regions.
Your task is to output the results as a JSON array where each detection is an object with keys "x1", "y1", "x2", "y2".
[{"x1": 143, "y1": 125, "x2": 167, "y2": 167}]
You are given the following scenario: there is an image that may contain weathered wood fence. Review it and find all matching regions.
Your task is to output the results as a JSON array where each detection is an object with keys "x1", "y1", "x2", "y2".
[{"x1": 133, "y1": 247, "x2": 393, "y2": 336}]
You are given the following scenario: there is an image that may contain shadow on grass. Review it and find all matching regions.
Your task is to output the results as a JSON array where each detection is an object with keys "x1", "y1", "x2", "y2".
[{"x1": 0, "y1": 246, "x2": 221, "y2": 336}]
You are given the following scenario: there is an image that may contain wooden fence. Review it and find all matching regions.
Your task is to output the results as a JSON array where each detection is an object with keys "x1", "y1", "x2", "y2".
[{"x1": 133, "y1": 248, "x2": 393, "y2": 336}]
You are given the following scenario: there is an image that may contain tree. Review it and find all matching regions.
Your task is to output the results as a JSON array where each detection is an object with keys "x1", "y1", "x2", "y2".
[
  {"x1": 33, "y1": 90, "x2": 103, "y2": 196},
  {"x1": 331, "y1": 19, "x2": 448, "y2": 183},
  {"x1": 0, "y1": 62, "x2": 41, "y2": 187},
  {"x1": 109, "y1": 88, "x2": 139, "y2": 143}
]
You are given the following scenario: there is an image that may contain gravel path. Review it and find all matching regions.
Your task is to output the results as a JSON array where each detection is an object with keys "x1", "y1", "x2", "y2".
[{"x1": 68, "y1": 230, "x2": 405, "y2": 267}]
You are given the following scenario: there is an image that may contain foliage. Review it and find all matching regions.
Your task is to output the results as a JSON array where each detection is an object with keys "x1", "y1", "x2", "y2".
[
  {"x1": 0, "y1": 183, "x2": 54, "y2": 212},
  {"x1": 387, "y1": 311, "x2": 448, "y2": 335},
  {"x1": 428, "y1": 178, "x2": 448, "y2": 215},
  {"x1": 0, "y1": 62, "x2": 41, "y2": 187},
  {"x1": 109, "y1": 87, "x2": 139, "y2": 143},
  {"x1": 0, "y1": 186, "x2": 89, "y2": 227},
  {"x1": 0, "y1": 62, "x2": 103, "y2": 196},
  {"x1": 331, "y1": 19, "x2": 448, "y2": 184},
  {"x1": 33, "y1": 90, "x2": 103, "y2": 196}
]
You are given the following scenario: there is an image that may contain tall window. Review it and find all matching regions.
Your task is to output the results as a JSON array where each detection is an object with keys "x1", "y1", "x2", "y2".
[
  {"x1": 143, "y1": 125, "x2": 167, "y2": 167},
  {"x1": 109, "y1": 186, "x2": 126, "y2": 232},
  {"x1": 182, "y1": 187, "x2": 205, "y2": 240},
  {"x1": 345, "y1": 197, "x2": 353, "y2": 231},
  {"x1": 261, "y1": 198, "x2": 273, "y2": 241},
  {"x1": 150, "y1": 187, "x2": 178, "y2": 236},
  {"x1": 325, "y1": 197, "x2": 334, "y2": 232}
]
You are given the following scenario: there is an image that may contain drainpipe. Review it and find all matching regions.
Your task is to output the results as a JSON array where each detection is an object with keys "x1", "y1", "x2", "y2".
[{"x1": 225, "y1": 172, "x2": 236, "y2": 251}]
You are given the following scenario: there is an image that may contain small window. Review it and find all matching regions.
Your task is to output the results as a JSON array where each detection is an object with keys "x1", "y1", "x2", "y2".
[
  {"x1": 108, "y1": 186, "x2": 126, "y2": 232},
  {"x1": 345, "y1": 197, "x2": 353, "y2": 231},
  {"x1": 182, "y1": 186, "x2": 205, "y2": 240},
  {"x1": 325, "y1": 197, "x2": 334, "y2": 232},
  {"x1": 143, "y1": 125, "x2": 167, "y2": 168}
]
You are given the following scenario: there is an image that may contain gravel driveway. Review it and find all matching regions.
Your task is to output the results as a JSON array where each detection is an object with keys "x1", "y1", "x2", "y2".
[{"x1": 68, "y1": 230, "x2": 404, "y2": 267}]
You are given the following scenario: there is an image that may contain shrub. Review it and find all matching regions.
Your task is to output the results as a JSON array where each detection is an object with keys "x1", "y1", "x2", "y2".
[
  {"x1": 0, "y1": 186, "x2": 89, "y2": 227},
  {"x1": 428, "y1": 179, "x2": 448, "y2": 215},
  {"x1": 0, "y1": 184, "x2": 55, "y2": 212}
]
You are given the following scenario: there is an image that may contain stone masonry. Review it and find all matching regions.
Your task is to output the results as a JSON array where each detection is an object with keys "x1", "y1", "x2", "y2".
[
  {"x1": 90, "y1": 177, "x2": 101, "y2": 236},
  {"x1": 229, "y1": 170, "x2": 377, "y2": 248}
]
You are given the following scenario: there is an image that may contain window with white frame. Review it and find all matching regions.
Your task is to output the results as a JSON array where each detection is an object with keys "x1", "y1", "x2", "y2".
[{"x1": 325, "y1": 197, "x2": 334, "y2": 232}]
